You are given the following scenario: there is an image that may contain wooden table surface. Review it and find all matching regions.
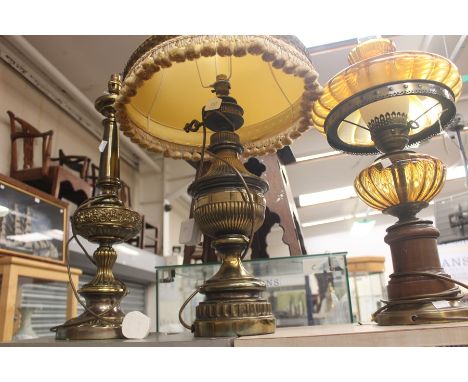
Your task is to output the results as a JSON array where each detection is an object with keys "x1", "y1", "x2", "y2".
[
  {"x1": 1, "y1": 332, "x2": 234, "y2": 347},
  {"x1": 234, "y1": 322, "x2": 468, "y2": 347},
  {"x1": 3, "y1": 322, "x2": 468, "y2": 346}
]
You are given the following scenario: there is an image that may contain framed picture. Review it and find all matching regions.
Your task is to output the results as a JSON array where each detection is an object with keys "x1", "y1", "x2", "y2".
[{"x1": 0, "y1": 173, "x2": 68, "y2": 265}]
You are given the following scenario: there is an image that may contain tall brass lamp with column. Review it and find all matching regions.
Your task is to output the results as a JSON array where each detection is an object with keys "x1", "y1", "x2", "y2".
[
  {"x1": 312, "y1": 37, "x2": 468, "y2": 325},
  {"x1": 54, "y1": 75, "x2": 142, "y2": 340},
  {"x1": 115, "y1": 35, "x2": 323, "y2": 336}
]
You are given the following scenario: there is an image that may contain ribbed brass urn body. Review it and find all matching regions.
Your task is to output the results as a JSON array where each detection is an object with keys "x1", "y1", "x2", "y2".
[
  {"x1": 188, "y1": 131, "x2": 276, "y2": 337},
  {"x1": 191, "y1": 132, "x2": 267, "y2": 238}
]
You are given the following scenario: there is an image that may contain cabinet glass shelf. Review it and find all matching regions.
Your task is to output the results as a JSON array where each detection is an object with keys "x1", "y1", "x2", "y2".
[{"x1": 155, "y1": 252, "x2": 352, "y2": 333}]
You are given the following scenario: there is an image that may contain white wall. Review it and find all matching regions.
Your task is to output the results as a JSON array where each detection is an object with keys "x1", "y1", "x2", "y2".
[
  {"x1": 169, "y1": 200, "x2": 190, "y2": 255},
  {"x1": 136, "y1": 157, "x2": 193, "y2": 256},
  {"x1": 0, "y1": 61, "x2": 137, "y2": 190}
]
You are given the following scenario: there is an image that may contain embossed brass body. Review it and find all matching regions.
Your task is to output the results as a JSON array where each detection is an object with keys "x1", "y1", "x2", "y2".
[{"x1": 55, "y1": 75, "x2": 142, "y2": 340}]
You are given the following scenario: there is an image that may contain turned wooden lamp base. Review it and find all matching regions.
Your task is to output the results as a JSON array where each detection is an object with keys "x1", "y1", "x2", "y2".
[{"x1": 373, "y1": 217, "x2": 468, "y2": 325}]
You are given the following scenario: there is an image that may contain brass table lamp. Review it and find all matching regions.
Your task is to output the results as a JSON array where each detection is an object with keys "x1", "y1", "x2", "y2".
[
  {"x1": 312, "y1": 37, "x2": 468, "y2": 325},
  {"x1": 54, "y1": 75, "x2": 142, "y2": 340},
  {"x1": 115, "y1": 35, "x2": 322, "y2": 336}
]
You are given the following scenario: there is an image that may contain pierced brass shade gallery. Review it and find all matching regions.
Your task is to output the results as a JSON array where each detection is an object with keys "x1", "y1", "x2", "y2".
[
  {"x1": 312, "y1": 37, "x2": 468, "y2": 325},
  {"x1": 117, "y1": 35, "x2": 322, "y2": 336}
]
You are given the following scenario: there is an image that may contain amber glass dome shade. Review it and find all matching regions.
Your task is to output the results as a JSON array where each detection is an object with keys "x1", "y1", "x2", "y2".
[
  {"x1": 311, "y1": 38, "x2": 462, "y2": 154},
  {"x1": 354, "y1": 152, "x2": 446, "y2": 211},
  {"x1": 115, "y1": 35, "x2": 323, "y2": 160}
]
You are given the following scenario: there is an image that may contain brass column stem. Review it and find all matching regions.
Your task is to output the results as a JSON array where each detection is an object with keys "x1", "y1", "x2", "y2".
[{"x1": 95, "y1": 74, "x2": 121, "y2": 194}]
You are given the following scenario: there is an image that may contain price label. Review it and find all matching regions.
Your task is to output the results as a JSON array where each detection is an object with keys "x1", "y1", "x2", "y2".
[
  {"x1": 433, "y1": 300, "x2": 451, "y2": 309},
  {"x1": 205, "y1": 97, "x2": 222, "y2": 111},
  {"x1": 380, "y1": 158, "x2": 392, "y2": 168},
  {"x1": 99, "y1": 140, "x2": 108, "y2": 152},
  {"x1": 179, "y1": 218, "x2": 202, "y2": 245}
]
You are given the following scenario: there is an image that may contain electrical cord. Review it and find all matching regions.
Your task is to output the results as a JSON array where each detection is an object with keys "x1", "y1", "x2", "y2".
[
  {"x1": 372, "y1": 271, "x2": 468, "y2": 322},
  {"x1": 191, "y1": 123, "x2": 256, "y2": 258},
  {"x1": 178, "y1": 287, "x2": 201, "y2": 330},
  {"x1": 193, "y1": 121, "x2": 207, "y2": 185},
  {"x1": 179, "y1": 122, "x2": 256, "y2": 331},
  {"x1": 50, "y1": 211, "x2": 129, "y2": 332},
  {"x1": 207, "y1": 148, "x2": 256, "y2": 260}
]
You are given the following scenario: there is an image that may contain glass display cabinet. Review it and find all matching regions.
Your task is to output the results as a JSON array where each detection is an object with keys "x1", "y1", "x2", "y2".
[
  {"x1": 0, "y1": 173, "x2": 76, "y2": 342},
  {"x1": 347, "y1": 256, "x2": 386, "y2": 323},
  {"x1": 0, "y1": 173, "x2": 68, "y2": 265},
  {"x1": 155, "y1": 252, "x2": 352, "y2": 333},
  {"x1": 0, "y1": 256, "x2": 81, "y2": 342}
]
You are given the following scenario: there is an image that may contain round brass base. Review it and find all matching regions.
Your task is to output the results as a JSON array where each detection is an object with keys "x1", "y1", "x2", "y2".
[
  {"x1": 193, "y1": 300, "x2": 276, "y2": 337},
  {"x1": 374, "y1": 301, "x2": 468, "y2": 325},
  {"x1": 55, "y1": 324, "x2": 122, "y2": 341},
  {"x1": 55, "y1": 290, "x2": 125, "y2": 340},
  {"x1": 55, "y1": 315, "x2": 123, "y2": 340}
]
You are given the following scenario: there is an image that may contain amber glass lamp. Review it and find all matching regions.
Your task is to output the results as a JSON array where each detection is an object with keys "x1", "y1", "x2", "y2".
[
  {"x1": 312, "y1": 38, "x2": 468, "y2": 325},
  {"x1": 115, "y1": 35, "x2": 322, "y2": 336}
]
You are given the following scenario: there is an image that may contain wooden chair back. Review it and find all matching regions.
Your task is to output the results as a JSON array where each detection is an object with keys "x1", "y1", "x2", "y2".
[
  {"x1": 53, "y1": 149, "x2": 90, "y2": 179},
  {"x1": 7, "y1": 110, "x2": 54, "y2": 177}
]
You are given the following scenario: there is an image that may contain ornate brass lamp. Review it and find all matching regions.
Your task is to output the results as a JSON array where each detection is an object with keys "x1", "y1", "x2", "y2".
[
  {"x1": 54, "y1": 75, "x2": 142, "y2": 340},
  {"x1": 312, "y1": 38, "x2": 468, "y2": 325},
  {"x1": 115, "y1": 35, "x2": 322, "y2": 336}
]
